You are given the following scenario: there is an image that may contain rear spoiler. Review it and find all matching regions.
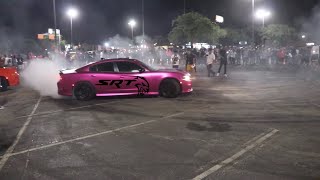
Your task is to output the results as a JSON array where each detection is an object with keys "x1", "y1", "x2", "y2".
[{"x1": 59, "y1": 68, "x2": 77, "y2": 75}]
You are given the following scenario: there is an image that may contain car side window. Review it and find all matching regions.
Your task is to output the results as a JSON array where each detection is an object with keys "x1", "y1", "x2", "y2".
[
  {"x1": 116, "y1": 62, "x2": 142, "y2": 73},
  {"x1": 90, "y1": 62, "x2": 114, "y2": 72}
]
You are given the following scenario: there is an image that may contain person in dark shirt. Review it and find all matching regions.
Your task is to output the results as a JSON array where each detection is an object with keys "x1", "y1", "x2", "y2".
[
  {"x1": 17, "y1": 54, "x2": 24, "y2": 70},
  {"x1": 185, "y1": 49, "x2": 196, "y2": 73},
  {"x1": 217, "y1": 47, "x2": 228, "y2": 77}
]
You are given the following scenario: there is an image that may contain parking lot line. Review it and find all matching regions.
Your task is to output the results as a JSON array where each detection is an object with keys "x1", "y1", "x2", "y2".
[
  {"x1": 14, "y1": 101, "x2": 118, "y2": 120},
  {"x1": 288, "y1": 150, "x2": 320, "y2": 158},
  {"x1": 1, "y1": 112, "x2": 184, "y2": 159},
  {"x1": 192, "y1": 128, "x2": 279, "y2": 180},
  {"x1": 310, "y1": 102, "x2": 320, "y2": 108},
  {"x1": 0, "y1": 97, "x2": 42, "y2": 172}
]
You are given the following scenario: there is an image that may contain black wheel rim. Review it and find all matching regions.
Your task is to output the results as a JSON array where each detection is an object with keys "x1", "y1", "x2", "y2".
[
  {"x1": 162, "y1": 82, "x2": 176, "y2": 97},
  {"x1": 76, "y1": 85, "x2": 91, "y2": 99}
]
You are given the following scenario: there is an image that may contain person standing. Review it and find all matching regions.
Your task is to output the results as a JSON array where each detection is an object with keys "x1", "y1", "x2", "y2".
[
  {"x1": 277, "y1": 48, "x2": 286, "y2": 64},
  {"x1": 217, "y1": 47, "x2": 228, "y2": 77},
  {"x1": 17, "y1": 54, "x2": 24, "y2": 71},
  {"x1": 185, "y1": 49, "x2": 196, "y2": 74},
  {"x1": 171, "y1": 50, "x2": 180, "y2": 69},
  {"x1": 206, "y1": 48, "x2": 216, "y2": 77},
  {"x1": 229, "y1": 48, "x2": 236, "y2": 64}
]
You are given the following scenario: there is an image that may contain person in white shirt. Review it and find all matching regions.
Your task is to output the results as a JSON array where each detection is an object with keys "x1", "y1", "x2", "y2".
[
  {"x1": 171, "y1": 50, "x2": 180, "y2": 69},
  {"x1": 206, "y1": 48, "x2": 216, "y2": 77},
  {"x1": 228, "y1": 49, "x2": 236, "y2": 64}
]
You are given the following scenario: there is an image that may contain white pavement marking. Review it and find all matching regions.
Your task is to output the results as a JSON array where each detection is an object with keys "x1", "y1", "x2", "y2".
[
  {"x1": 14, "y1": 101, "x2": 118, "y2": 120},
  {"x1": 0, "y1": 97, "x2": 42, "y2": 172},
  {"x1": 288, "y1": 150, "x2": 320, "y2": 158},
  {"x1": 192, "y1": 128, "x2": 279, "y2": 180},
  {"x1": 310, "y1": 102, "x2": 320, "y2": 108},
  {"x1": 1, "y1": 112, "x2": 184, "y2": 159},
  {"x1": 0, "y1": 106, "x2": 4, "y2": 110}
]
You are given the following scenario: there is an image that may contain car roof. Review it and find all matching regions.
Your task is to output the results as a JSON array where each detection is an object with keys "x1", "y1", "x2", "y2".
[
  {"x1": 76, "y1": 58, "x2": 141, "y2": 72},
  {"x1": 99, "y1": 58, "x2": 135, "y2": 62}
]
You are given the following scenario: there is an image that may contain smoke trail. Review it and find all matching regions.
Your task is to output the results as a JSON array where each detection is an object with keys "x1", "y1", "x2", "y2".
[
  {"x1": 301, "y1": 3, "x2": 320, "y2": 43},
  {"x1": 20, "y1": 58, "x2": 72, "y2": 98},
  {"x1": 21, "y1": 59, "x2": 60, "y2": 98}
]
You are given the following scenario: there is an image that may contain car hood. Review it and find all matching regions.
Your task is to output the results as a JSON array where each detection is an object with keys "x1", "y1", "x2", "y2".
[{"x1": 0, "y1": 66, "x2": 17, "y2": 72}]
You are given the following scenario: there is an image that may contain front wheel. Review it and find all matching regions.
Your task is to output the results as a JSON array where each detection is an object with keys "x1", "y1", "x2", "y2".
[
  {"x1": 0, "y1": 77, "x2": 8, "y2": 92},
  {"x1": 73, "y1": 82, "x2": 95, "y2": 101},
  {"x1": 159, "y1": 79, "x2": 181, "y2": 98}
]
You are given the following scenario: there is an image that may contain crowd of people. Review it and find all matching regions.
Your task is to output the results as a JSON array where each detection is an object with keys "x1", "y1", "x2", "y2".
[
  {"x1": 162, "y1": 45, "x2": 320, "y2": 77},
  {"x1": 1, "y1": 45, "x2": 319, "y2": 77},
  {"x1": 0, "y1": 54, "x2": 25, "y2": 70}
]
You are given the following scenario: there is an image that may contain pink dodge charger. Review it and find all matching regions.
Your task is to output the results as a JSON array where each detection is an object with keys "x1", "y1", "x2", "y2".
[{"x1": 58, "y1": 58, "x2": 193, "y2": 100}]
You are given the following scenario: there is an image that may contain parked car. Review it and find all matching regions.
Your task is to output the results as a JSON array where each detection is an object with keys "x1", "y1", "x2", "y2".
[{"x1": 0, "y1": 66, "x2": 20, "y2": 91}]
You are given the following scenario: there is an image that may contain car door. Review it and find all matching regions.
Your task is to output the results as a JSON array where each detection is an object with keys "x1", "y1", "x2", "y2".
[
  {"x1": 88, "y1": 62, "x2": 121, "y2": 95},
  {"x1": 115, "y1": 61, "x2": 147, "y2": 95}
]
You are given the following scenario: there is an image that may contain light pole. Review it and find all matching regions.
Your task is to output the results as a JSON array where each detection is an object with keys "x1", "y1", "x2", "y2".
[
  {"x1": 142, "y1": 0, "x2": 145, "y2": 38},
  {"x1": 53, "y1": 0, "x2": 57, "y2": 51},
  {"x1": 255, "y1": 9, "x2": 271, "y2": 28},
  {"x1": 252, "y1": 0, "x2": 255, "y2": 45},
  {"x1": 67, "y1": 8, "x2": 78, "y2": 48},
  {"x1": 128, "y1": 19, "x2": 136, "y2": 41}
]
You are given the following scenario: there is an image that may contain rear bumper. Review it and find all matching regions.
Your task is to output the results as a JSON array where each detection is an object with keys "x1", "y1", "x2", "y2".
[{"x1": 57, "y1": 82, "x2": 73, "y2": 96}]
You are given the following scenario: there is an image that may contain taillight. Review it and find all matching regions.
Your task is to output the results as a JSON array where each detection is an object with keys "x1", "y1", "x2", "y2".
[
  {"x1": 58, "y1": 75, "x2": 62, "y2": 81},
  {"x1": 59, "y1": 72, "x2": 63, "y2": 81}
]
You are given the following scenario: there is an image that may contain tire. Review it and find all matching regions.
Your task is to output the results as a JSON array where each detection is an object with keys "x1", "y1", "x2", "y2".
[
  {"x1": 159, "y1": 79, "x2": 181, "y2": 98},
  {"x1": 0, "y1": 77, "x2": 8, "y2": 92},
  {"x1": 73, "y1": 82, "x2": 95, "y2": 101}
]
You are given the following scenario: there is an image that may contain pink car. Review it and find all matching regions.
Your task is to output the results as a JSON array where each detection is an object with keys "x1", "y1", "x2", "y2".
[{"x1": 58, "y1": 58, "x2": 193, "y2": 100}]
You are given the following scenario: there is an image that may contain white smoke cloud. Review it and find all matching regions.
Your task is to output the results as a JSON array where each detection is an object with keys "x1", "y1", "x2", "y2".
[
  {"x1": 20, "y1": 59, "x2": 66, "y2": 98},
  {"x1": 301, "y1": 4, "x2": 320, "y2": 43},
  {"x1": 107, "y1": 34, "x2": 132, "y2": 49}
]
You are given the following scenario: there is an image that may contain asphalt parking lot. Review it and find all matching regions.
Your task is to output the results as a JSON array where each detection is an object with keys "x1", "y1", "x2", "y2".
[{"x1": 0, "y1": 67, "x2": 320, "y2": 180}]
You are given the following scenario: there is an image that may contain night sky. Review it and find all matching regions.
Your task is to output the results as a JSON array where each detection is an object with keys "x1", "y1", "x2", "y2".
[{"x1": 0, "y1": 0, "x2": 319, "y2": 44}]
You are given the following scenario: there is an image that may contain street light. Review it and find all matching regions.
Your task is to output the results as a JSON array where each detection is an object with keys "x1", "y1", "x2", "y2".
[
  {"x1": 252, "y1": 0, "x2": 255, "y2": 45},
  {"x1": 53, "y1": 0, "x2": 58, "y2": 51},
  {"x1": 302, "y1": 35, "x2": 306, "y2": 39},
  {"x1": 255, "y1": 9, "x2": 271, "y2": 28},
  {"x1": 128, "y1": 19, "x2": 136, "y2": 40},
  {"x1": 67, "y1": 8, "x2": 78, "y2": 47}
]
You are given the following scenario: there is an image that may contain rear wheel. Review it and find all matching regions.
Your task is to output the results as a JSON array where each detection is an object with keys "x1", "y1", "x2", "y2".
[
  {"x1": 160, "y1": 79, "x2": 181, "y2": 98},
  {"x1": 73, "y1": 82, "x2": 95, "y2": 101},
  {"x1": 0, "y1": 77, "x2": 8, "y2": 92}
]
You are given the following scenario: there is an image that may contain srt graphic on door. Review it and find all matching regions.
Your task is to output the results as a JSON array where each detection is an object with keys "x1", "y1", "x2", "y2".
[{"x1": 115, "y1": 61, "x2": 149, "y2": 95}]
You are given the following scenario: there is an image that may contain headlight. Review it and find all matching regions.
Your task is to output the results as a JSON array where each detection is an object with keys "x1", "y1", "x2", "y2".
[{"x1": 182, "y1": 74, "x2": 191, "y2": 81}]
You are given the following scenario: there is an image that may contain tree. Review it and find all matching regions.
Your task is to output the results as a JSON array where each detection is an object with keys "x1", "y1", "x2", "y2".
[
  {"x1": 168, "y1": 12, "x2": 226, "y2": 47},
  {"x1": 20, "y1": 39, "x2": 42, "y2": 54},
  {"x1": 60, "y1": 40, "x2": 66, "y2": 52},
  {"x1": 153, "y1": 35, "x2": 169, "y2": 46},
  {"x1": 221, "y1": 28, "x2": 251, "y2": 45},
  {"x1": 259, "y1": 24, "x2": 297, "y2": 46}
]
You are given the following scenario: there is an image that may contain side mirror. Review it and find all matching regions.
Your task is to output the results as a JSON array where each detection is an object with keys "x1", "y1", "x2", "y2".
[{"x1": 139, "y1": 68, "x2": 145, "y2": 73}]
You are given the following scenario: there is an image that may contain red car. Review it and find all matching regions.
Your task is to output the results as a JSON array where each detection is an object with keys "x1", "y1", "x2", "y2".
[
  {"x1": 58, "y1": 58, "x2": 193, "y2": 100},
  {"x1": 0, "y1": 66, "x2": 20, "y2": 91}
]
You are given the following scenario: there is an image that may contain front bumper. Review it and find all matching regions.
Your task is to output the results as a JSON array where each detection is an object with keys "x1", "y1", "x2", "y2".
[{"x1": 180, "y1": 80, "x2": 193, "y2": 93}]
